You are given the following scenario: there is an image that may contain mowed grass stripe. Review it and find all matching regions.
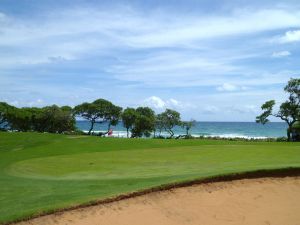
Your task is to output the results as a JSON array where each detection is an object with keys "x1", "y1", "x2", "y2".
[{"x1": 0, "y1": 132, "x2": 300, "y2": 224}]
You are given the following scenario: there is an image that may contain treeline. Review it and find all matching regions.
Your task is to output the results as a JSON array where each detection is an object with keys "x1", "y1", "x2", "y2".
[
  {"x1": 0, "y1": 99, "x2": 195, "y2": 138},
  {"x1": 0, "y1": 103, "x2": 75, "y2": 133}
]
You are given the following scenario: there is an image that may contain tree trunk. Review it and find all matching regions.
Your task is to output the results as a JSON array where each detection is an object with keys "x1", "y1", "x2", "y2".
[
  {"x1": 287, "y1": 120, "x2": 297, "y2": 141},
  {"x1": 107, "y1": 123, "x2": 111, "y2": 133},
  {"x1": 99, "y1": 124, "x2": 111, "y2": 137},
  {"x1": 169, "y1": 130, "x2": 174, "y2": 138},
  {"x1": 88, "y1": 120, "x2": 95, "y2": 135},
  {"x1": 286, "y1": 121, "x2": 295, "y2": 141},
  {"x1": 287, "y1": 124, "x2": 292, "y2": 141},
  {"x1": 126, "y1": 128, "x2": 129, "y2": 138}
]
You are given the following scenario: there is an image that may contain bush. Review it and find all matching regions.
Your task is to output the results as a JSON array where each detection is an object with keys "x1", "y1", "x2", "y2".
[
  {"x1": 276, "y1": 137, "x2": 288, "y2": 142},
  {"x1": 63, "y1": 129, "x2": 86, "y2": 135}
]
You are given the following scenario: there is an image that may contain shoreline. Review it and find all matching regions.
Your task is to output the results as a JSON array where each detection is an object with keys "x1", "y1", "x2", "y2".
[
  {"x1": 76, "y1": 120, "x2": 288, "y2": 139},
  {"x1": 81, "y1": 130, "x2": 283, "y2": 140}
]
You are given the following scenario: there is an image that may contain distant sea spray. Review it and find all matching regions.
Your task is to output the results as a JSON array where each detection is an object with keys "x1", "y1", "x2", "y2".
[{"x1": 76, "y1": 121, "x2": 288, "y2": 139}]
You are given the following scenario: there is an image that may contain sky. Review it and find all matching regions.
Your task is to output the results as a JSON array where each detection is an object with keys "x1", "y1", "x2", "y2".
[{"x1": 0, "y1": 0, "x2": 300, "y2": 121}]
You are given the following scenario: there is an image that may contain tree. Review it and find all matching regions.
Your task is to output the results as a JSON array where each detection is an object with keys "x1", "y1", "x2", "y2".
[
  {"x1": 1, "y1": 104, "x2": 75, "y2": 133},
  {"x1": 36, "y1": 105, "x2": 75, "y2": 133},
  {"x1": 131, "y1": 107, "x2": 155, "y2": 137},
  {"x1": 121, "y1": 108, "x2": 137, "y2": 138},
  {"x1": 74, "y1": 99, "x2": 122, "y2": 135},
  {"x1": 155, "y1": 114, "x2": 164, "y2": 137},
  {"x1": 157, "y1": 109, "x2": 181, "y2": 138},
  {"x1": 59, "y1": 106, "x2": 76, "y2": 133},
  {"x1": 98, "y1": 100, "x2": 122, "y2": 133},
  {"x1": 73, "y1": 102, "x2": 99, "y2": 134},
  {"x1": 0, "y1": 102, "x2": 14, "y2": 129},
  {"x1": 5, "y1": 107, "x2": 35, "y2": 131},
  {"x1": 182, "y1": 119, "x2": 196, "y2": 136},
  {"x1": 256, "y1": 78, "x2": 300, "y2": 141}
]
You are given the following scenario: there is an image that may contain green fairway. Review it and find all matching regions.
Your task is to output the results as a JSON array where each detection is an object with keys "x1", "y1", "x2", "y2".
[{"x1": 0, "y1": 132, "x2": 300, "y2": 224}]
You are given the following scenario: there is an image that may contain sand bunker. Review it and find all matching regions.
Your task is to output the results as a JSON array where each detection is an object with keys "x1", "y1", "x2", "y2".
[{"x1": 17, "y1": 177, "x2": 300, "y2": 225}]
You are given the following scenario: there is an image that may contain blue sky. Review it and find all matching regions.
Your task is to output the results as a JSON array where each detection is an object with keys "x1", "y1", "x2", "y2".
[{"x1": 0, "y1": 0, "x2": 300, "y2": 121}]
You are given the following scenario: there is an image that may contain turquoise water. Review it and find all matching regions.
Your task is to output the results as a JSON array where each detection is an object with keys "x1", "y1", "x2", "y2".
[{"x1": 76, "y1": 121, "x2": 288, "y2": 138}]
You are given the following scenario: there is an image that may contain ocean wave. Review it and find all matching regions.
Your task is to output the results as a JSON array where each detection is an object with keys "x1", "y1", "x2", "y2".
[
  {"x1": 82, "y1": 130, "x2": 128, "y2": 137},
  {"x1": 82, "y1": 130, "x2": 274, "y2": 139},
  {"x1": 198, "y1": 134, "x2": 270, "y2": 140}
]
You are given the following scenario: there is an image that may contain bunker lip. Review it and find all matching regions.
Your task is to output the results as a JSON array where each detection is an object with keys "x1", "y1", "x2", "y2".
[{"x1": 4, "y1": 167, "x2": 300, "y2": 225}]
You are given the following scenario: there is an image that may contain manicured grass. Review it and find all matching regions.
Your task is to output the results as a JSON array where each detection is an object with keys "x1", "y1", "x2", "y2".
[{"x1": 0, "y1": 132, "x2": 300, "y2": 224}]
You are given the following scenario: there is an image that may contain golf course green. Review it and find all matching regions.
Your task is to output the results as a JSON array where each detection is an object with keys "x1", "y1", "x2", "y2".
[{"x1": 0, "y1": 132, "x2": 300, "y2": 224}]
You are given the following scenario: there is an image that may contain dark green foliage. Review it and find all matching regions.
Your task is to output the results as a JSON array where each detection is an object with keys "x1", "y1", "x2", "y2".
[
  {"x1": 5, "y1": 107, "x2": 34, "y2": 131},
  {"x1": 36, "y1": 105, "x2": 75, "y2": 133},
  {"x1": 131, "y1": 107, "x2": 156, "y2": 137},
  {"x1": 155, "y1": 113, "x2": 164, "y2": 137},
  {"x1": 181, "y1": 119, "x2": 196, "y2": 136},
  {"x1": 74, "y1": 99, "x2": 122, "y2": 135},
  {"x1": 73, "y1": 102, "x2": 98, "y2": 134},
  {"x1": 157, "y1": 109, "x2": 181, "y2": 138},
  {"x1": 256, "y1": 100, "x2": 276, "y2": 124},
  {"x1": 121, "y1": 108, "x2": 137, "y2": 137},
  {"x1": 0, "y1": 102, "x2": 14, "y2": 129},
  {"x1": 256, "y1": 78, "x2": 300, "y2": 141},
  {"x1": 284, "y1": 78, "x2": 300, "y2": 103},
  {"x1": 1, "y1": 103, "x2": 75, "y2": 133},
  {"x1": 289, "y1": 121, "x2": 300, "y2": 141}
]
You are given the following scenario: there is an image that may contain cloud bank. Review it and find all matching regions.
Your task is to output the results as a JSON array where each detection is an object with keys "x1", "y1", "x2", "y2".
[{"x1": 0, "y1": 1, "x2": 299, "y2": 121}]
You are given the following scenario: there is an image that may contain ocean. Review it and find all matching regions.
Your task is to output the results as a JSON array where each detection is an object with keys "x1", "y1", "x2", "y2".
[{"x1": 76, "y1": 121, "x2": 288, "y2": 139}]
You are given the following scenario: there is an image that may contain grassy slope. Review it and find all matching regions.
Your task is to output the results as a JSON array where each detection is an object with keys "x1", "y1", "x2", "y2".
[{"x1": 0, "y1": 132, "x2": 300, "y2": 224}]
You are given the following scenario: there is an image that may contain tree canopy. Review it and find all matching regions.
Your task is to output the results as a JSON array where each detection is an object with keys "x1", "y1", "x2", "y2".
[
  {"x1": 1, "y1": 99, "x2": 189, "y2": 138},
  {"x1": 0, "y1": 102, "x2": 14, "y2": 129},
  {"x1": 181, "y1": 119, "x2": 196, "y2": 136},
  {"x1": 121, "y1": 108, "x2": 137, "y2": 138},
  {"x1": 0, "y1": 103, "x2": 75, "y2": 133},
  {"x1": 157, "y1": 109, "x2": 181, "y2": 138},
  {"x1": 74, "y1": 99, "x2": 122, "y2": 135},
  {"x1": 131, "y1": 107, "x2": 156, "y2": 137},
  {"x1": 256, "y1": 78, "x2": 300, "y2": 140}
]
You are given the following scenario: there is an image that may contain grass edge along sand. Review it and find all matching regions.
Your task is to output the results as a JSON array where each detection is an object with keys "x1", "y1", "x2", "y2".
[{"x1": 3, "y1": 168, "x2": 300, "y2": 225}]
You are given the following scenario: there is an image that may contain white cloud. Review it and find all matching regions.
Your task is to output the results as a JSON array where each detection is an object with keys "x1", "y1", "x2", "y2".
[
  {"x1": 128, "y1": 9, "x2": 300, "y2": 48},
  {"x1": 271, "y1": 51, "x2": 291, "y2": 58},
  {"x1": 8, "y1": 100, "x2": 19, "y2": 107},
  {"x1": 168, "y1": 98, "x2": 179, "y2": 107},
  {"x1": 226, "y1": 105, "x2": 259, "y2": 114},
  {"x1": 109, "y1": 50, "x2": 242, "y2": 87},
  {"x1": 28, "y1": 99, "x2": 44, "y2": 107},
  {"x1": 216, "y1": 83, "x2": 254, "y2": 92},
  {"x1": 278, "y1": 30, "x2": 300, "y2": 43},
  {"x1": 142, "y1": 96, "x2": 192, "y2": 111},
  {"x1": 143, "y1": 96, "x2": 166, "y2": 109},
  {"x1": 6, "y1": 99, "x2": 44, "y2": 107},
  {"x1": 0, "y1": 12, "x2": 6, "y2": 20},
  {"x1": 1, "y1": 7, "x2": 300, "y2": 67},
  {"x1": 217, "y1": 83, "x2": 238, "y2": 91},
  {"x1": 1, "y1": 4, "x2": 299, "y2": 121},
  {"x1": 203, "y1": 106, "x2": 219, "y2": 114},
  {"x1": 0, "y1": 6, "x2": 299, "y2": 92}
]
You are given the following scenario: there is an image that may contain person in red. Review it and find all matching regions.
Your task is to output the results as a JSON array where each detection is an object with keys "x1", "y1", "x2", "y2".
[{"x1": 107, "y1": 129, "x2": 113, "y2": 136}]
